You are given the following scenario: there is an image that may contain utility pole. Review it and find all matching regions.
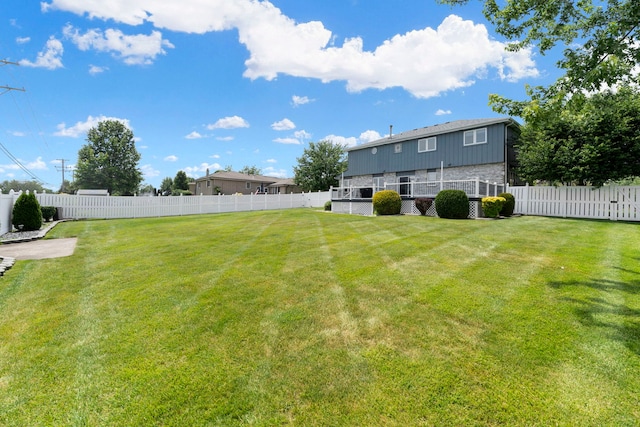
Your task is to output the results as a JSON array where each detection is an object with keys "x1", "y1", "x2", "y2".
[
  {"x1": 1, "y1": 59, "x2": 26, "y2": 94},
  {"x1": 55, "y1": 159, "x2": 72, "y2": 190}
]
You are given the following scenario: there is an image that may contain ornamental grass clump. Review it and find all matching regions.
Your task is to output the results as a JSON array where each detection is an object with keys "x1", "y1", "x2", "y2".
[
  {"x1": 497, "y1": 192, "x2": 515, "y2": 217},
  {"x1": 372, "y1": 190, "x2": 401, "y2": 215},
  {"x1": 12, "y1": 192, "x2": 42, "y2": 231},
  {"x1": 482, "y1": 196, "x2": 506, "y2": 218},
  {"x1": 415, "y1": 197, "x2": 434, "y2": 216},
  {"x1": 435, "y1": 189, "x2": 469, "y2": 219}
]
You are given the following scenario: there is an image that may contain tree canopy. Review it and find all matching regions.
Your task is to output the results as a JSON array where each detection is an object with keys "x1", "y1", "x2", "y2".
[
  {"x1": 74, "y1": 120, "x2": 143, "y2": 195},
  {"x1": 515, "y1": 86, "x2": 640, "y2": 186},
  {"x1": 439, "y1": 0, "x2": 640, "y2": 114},
  {"x1": 294, "y1": 140, "x2": 347, "y2": 192},
  {"x1": 239, "y1": 165, "x2": 262, "y2": 175},
  {"x1": 173, "y1": 171, "x2": 190, "y2": 191},
  {"x1": 0, "y1": 180, "x2": 47, "y2": 194}
]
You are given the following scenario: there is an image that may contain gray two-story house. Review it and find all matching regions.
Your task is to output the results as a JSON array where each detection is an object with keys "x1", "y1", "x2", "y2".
[{"x1": 342, "y1": 118, "x2": 521, "y2": 197}]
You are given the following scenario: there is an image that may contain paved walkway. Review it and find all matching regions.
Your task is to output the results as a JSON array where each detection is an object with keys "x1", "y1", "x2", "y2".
[{"x1": 0, "y1": 221, "x2": 78, "y2": 275}]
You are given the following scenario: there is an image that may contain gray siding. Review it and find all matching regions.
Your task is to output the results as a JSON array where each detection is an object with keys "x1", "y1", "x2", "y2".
[{"x1": 345, "y1": 123, "x2": 507, "y2": 177}]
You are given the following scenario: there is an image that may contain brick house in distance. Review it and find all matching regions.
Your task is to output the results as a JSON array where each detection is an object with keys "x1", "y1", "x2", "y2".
[{"x1": 190, "y1": 170, "x2": 302, "y2": 195}]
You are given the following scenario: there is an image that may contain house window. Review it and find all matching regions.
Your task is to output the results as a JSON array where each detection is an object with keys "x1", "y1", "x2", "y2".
[
  {"x1": 398, "y1": 175, "x2": 414, "y2": 196},
  {"x1": 246, "y1": 182, "x2": 251, "y2": 189},
  {"x1": 373, "y1": 176, "x2": 385, "y2": 191},
  {"x1": 464, "y1": 128, "x2": 487, "y2": 146},
  {"x1": 418, "y1": 137, "x2": 436, "y2": 152},
  {"x1": 207, "y1": 181, "x2": 211, "y2": 187},
  {"x1": 394, "y1": 143, "x2": 402, "y2": 153}
]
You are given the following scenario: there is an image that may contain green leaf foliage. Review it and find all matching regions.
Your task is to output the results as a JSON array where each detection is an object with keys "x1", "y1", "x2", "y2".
[
  {"x1": 173, "y1": 171, "x2": 190, "y2": 191},
  {"x1": 497, "y1": 192, "x2": 515, "y2": 217},
  {"x1": 372, "y1": 190, "x2": 402, "y2": 215},
  {"x1": 439, "y1": 0, "x2": 640, "y2": 115},
  {"x1": 435, "y1": 190, "x2": 469, "y2": 219},
  {"x1": 11, "y1": 192, "x2": 42, "y2": 231},
  {"x1": 74, "y1": 120, "x2": 143, "y2": 196},
  {"x1": 515, "y1": 87, "x2": 640, "y2": 186},
  {"x1": 294, "y1": 140, "x2": 347, "y2": 192},
  {"x1": 41, "y1": 206, "x2": 57, "y2": 222},
  {"x1": 482, "y1": 196, "x2": 506, "y2": 218}
]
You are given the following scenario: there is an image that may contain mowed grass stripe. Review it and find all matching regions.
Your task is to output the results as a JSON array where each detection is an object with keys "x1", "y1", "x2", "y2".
[{"x1": 0, "y1": 210, "x2": 639, "y2": 425}]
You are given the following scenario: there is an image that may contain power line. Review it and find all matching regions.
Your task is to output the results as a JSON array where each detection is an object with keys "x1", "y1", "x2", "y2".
[
  {"x1": 0, "y1": 142, "x2": 45, "y2": 184},
  {"x1": 1, "y1": 59, "x2": 26, "y2": 94}
]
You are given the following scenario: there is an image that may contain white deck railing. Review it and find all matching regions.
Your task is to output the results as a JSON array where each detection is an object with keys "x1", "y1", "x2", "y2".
[{"x1": 331, "y1": 179, "x2": 505, "y2": 200}]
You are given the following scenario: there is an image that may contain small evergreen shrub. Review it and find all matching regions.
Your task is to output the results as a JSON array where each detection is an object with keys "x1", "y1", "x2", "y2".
[
  {"x1": 324, "y1": 201, "x2": 332, "y2": 211},
  {"x1": 435, "y1": 190, "x2": 469, "y2": 219},
  {"x1": 372, "y1": 190, "x2": 401, "y2": 215},
  {"x1": 415, "y1": 197, "x2": 433, "y2": 216},
  {"x1": 482, "y1": 196, "x2": 506, "y2": 218},
  {"x1": 12, "y1": 192, "x2": 42, "y2": 231},
  {"x1": 497, "y1": 192, "x2": 515, "y2": 217},
  {"x1": 41, "y1": 206, "x2": 57, "y2": 222}
]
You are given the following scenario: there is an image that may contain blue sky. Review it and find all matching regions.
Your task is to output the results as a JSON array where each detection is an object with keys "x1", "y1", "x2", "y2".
[{"x1": 1, "y1": 0, "x2": 562, "y2": 191}]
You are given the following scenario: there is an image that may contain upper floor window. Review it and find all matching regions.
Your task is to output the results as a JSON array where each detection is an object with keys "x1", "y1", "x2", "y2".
[
  {"x1": 418, "y1": 137, "x2": 437, "y2": 152},
  {"x1": 394, "y1": 143, "x2": 402, "y2": 153},
  {"x1": 246, "y1": 182, "x2": 251, "y2": 189},
  {"x1": 464, "y1": 128, "x2": 487, "y2": 146}
]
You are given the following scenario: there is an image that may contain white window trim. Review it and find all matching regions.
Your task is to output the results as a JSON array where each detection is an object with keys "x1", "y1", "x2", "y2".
[
  {"x1": 464, "y1": 128, "x2": 487, "y2": 146},
  {"x1": 394, "y1": 143, "x2": 402, "y2": 153},
  {"x1": 418, "y1": 137, "x2": 437, "y2": 152}
]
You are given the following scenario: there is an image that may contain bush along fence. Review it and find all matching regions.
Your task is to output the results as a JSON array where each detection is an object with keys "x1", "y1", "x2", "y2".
[
  {"x1": 331, "y1": 184, "x2": 640, "y2": 222},
  {"x1": 0, "y1": 190, "x2": 332, "y2": 235}
]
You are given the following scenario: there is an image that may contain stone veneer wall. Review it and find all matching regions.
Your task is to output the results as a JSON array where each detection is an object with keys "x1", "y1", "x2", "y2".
[{"x1": 348, "y1": 163, "x2": 505, "y2": 187}]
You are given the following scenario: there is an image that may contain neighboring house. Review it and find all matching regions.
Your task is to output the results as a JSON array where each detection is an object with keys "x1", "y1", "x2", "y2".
[
  {"x1": 342, "y1": 118, "x2": 521, "y2": 195},
  {"x1": 267, "y1": 178, "x2": 302, "y2": 194},
  {"x1": 190, "y1": 170, "x2": 278, "y2": 195}
]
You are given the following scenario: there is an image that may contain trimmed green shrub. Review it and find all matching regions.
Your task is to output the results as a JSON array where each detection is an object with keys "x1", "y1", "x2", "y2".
[
  {"x1": 41, "y1": 206, "x2": 57, "y2": 222},
  {"x1": 415, "y1": 197, "x2": 434, "y2": 216},
  {"x1": 324, "y1": 201, "x2": 332, "y2": 211},
  {"x1": 497, "y1": 192, "x2": 515, "y2": 217},
  {"x1": 372, "y1": 190, "x2": 401, "y2": 215},
  {"x1": 435, "y1": 190, "x2": 469, "y2": 219},
  {"x1": 482, "y1": 196, "x2": 506, "y2": 218},
  {"x1": 12, "y1": 192, "x2": 42, "y2": 231}
]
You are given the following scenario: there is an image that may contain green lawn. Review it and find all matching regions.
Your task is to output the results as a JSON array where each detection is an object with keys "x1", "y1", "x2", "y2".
[{"x1": 0, "y1": 209, "x2": 639, "y2": 426}]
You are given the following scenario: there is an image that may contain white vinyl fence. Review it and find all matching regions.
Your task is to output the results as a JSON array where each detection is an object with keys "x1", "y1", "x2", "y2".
[
  {"x1": 509, "y1": 185, "x2": 640, "y2": 222},
  {"x1": 0, "y1": 191, "x2": 331, "y2": 235}
]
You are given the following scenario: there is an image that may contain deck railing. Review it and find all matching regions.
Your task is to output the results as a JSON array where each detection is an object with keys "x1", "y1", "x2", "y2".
[{"x1": 331, "y1": 179, "x2": 505, "y2": 200}]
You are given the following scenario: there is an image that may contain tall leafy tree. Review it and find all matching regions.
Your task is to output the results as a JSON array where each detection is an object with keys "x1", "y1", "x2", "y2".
[
  {"x1": 294, "y1": 140, "x2": 347, "y2": 191},
  {"x1": 439, "y1": 0, "x2": 640, "y2": 114},
  {"x1": 74, "y1": 120, "x2": 142, "y2": 195},
  {"x1": 516, "y1": 86, "x2": 640, "y2": 186},
  {"x1": 160, "y1": 177, "x2": 173, "y2": 194},
  {"x1": 173, "y1": 170, "x2": 189, "y2": 191},
  {"x1": 0, "y1": 179, "x2": 46, "y2": 193},
  {"x1": 239, "y1": 165, "x2": 262, "y2": 175}
]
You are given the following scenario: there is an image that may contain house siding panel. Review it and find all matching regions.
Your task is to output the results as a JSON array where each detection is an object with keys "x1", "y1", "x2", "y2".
[{"x1": 345, "y1": 123, "x2": 507, "y2": 177}]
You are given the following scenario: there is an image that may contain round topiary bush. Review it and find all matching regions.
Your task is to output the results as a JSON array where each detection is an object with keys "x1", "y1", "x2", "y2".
[
  {"x1": 372, "y1": 190, "x2": 401, "y2": 215},
  {"x1": 41, "y1": 206, "x2": 57, "y2": 222},
  {"x1": 497, "y1": 192, "x2": 515, "y2": 217},
  {"x1": 435, "y1": 189, "x2": 469, "y2": 219},
  {"x1": 12, "y1": 192, "x2": 43, "y2": 231},
  {"x1": 415, "y1": 197, "x2": 433, "y2": 216},
  {"x1": 324, "y1": 201, "x2": 332, "y2": 211},
  {"x1": 482, "y1": 196, "x2": 506, "y2": 218}
]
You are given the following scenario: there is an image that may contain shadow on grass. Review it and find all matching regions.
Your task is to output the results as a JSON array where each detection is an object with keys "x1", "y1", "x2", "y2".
[{"x1": 548, "y1": 278, "x2": 640, "y2": 355}]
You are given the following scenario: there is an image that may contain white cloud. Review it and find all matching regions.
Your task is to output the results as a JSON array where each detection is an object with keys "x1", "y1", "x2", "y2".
[
  {"x1": 41, "y1": 1, "x2": 538, "y2": 98},
  {"x1": 16, "y1": 36, "x2": 31, "y2": 44},
  {"x1": 271, "y1": 118, "x2": 295, "y2": 131},
  {"x1": 294, "y1": 130, "x2": 311, "y2": 140},
  {"x1": 63, "y1": 25, "x2": 174, "y2": 65},
  {"x1": 435, "y1": 109, "x2": 452, "y2": 116},
  {"x1": 359, "y1": 130, "x2": 382, "y2": 143},
  {"x1": 19, "y1": 36, "x2": 63, "y2": 69},
  {"x1": 210, "y1": 154, "x2": 221, "y2": 159},
  {"x1": 262, "y1": 167, "x2": 288, "y2": 178},
  {"x1": 141, "y1": 164, "x2": 160, "y2": 178},
  {"x1": 207, "y1": 115, "x2": 249, "y2": 130},
  {"x1": 183, "y1": 162, "x2": 221, "y2": 178},
  {"x1": 273, "y1": 137, "x2": 301, "y2": 145},
  {"x1": 216, "y1": 136, "x2": 234, "y2": 141},
  {"x1": 185, "y1": 131, "x2": 203, "y2": 139},
  {"x1": 54, "y1": 115, "x2": 132, "y2": 137},
  {"x1": 323, "y1": 134, "x2": 358, "y2": 147},
  {"x1": 266, "y1": 158, "x2": 277, "y2": 163},
  {"x1": 89, "y1": 64, "x2": 108, "y2": 74},
  {"x1": 1, "y1": 156, "x2": 48, "y2": 172},
  {"x1": 292, "y1": 95, "x2": 312, "y2": 107},
  {"x1": 164, "y1": 155, "x2": 178, "y2": 162},
  {"x1": 10, "y1": 131, "x2": 27, "y2": 137}
]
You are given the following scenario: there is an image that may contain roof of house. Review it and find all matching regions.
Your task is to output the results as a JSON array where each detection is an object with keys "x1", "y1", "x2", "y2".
[
  {"x1": 346, "y1": 117, "x2": 518, "y2": 151},
  {"x1": 194, "y1": 171, "x2": 278, "y2": 183},
  {"x1": 268, "y1": 178, "x2": 298, "y2": 187}
]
